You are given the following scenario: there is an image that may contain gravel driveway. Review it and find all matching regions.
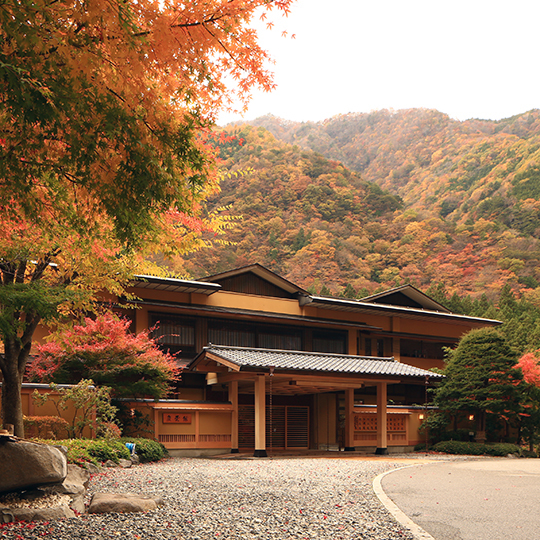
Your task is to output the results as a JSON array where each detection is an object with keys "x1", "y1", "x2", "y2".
[{"x1": 1, "y1": 456, "x2": 419, "y2": 539}]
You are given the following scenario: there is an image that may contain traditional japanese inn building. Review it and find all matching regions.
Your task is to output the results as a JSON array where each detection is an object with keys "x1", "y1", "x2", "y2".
[{"x1": 119, "y1": 264, "x2": 500, "y2": 456}]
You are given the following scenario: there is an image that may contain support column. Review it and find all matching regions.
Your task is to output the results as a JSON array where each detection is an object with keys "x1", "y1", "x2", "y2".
[
  {"x1": 376, "y1": 382, "x2": 388, "y2": 455},
  {"x1": 254, "y1": 375, "x2": 267, "y2": 457},
  {"x1": 229, "y1": 380, "x2": 239, "y2": 453},
  {"x1": 344, "y1": 389, "x2": 355, "y2": 451},
  {"x1": 392, "y1": 337, "x2": 401, "y2": 362},
  {"x1": 153, "y1": 407, "x2": 159, "y2": 442}
]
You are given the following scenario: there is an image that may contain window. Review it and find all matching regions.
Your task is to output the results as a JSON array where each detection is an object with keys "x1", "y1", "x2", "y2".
[
  {"x1": 208, "y1": 320, "x2": 302, "y2": 351},
  {"x1": 400, "y1": 339, "x2": 453, "y2": 360},
  {"x1": 312, "y1": 330, "x2": 347, "y2": 354},
  {"x1": 149, "y1": 314, "x2": 196, "y2": 359}
]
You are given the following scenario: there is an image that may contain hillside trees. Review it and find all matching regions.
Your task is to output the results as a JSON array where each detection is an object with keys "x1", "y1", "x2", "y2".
[{"x1": 0, "y1": 0, "x2": 294, "y2": 436}]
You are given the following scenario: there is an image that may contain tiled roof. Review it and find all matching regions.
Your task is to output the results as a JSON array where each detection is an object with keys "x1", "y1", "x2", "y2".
[{"x1": 201, "y1": 345, "x2": 443, "y2": 379}]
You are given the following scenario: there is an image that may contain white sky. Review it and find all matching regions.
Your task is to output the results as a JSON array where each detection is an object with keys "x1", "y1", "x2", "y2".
[{"x1": 218, "y1": 0, "x2": 540, "y2": 125}]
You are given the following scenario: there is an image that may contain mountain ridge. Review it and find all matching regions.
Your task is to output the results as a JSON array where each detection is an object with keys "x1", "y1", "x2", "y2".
[{"x1": 171, "y1": 109, "x2": 540, "y2": 302}]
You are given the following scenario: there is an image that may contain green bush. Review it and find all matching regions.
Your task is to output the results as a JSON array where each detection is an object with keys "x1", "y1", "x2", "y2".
[
  {"x1": 432, "y1": 440, "x2": 485, "y2": 455},
  {"x1": 484, "y1": 443, "x2": 521, "y2": 457},
  {"x1": 414, "y1": 442, "x2": 432, "y2": 451},
  {"x1": 121, "y1": 437, "x2": 168, "y2": 462},
  {"x1": 37, "y1": 437, "x2": 167, "y2": 465},
  {"x1": 39, "y1": 438, "x2": 128, "y2": 465},
  {"x1": 432, "y1": 440, "x2": 522, "y2": 456},
  {"x1": 86, "y1": 439, "x2": 131, "y2": 463}
]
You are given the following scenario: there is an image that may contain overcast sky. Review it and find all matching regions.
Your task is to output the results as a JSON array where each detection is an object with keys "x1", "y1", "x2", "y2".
[{"x1": 218, "y1": 0, "x2": 540, "y2": 125}]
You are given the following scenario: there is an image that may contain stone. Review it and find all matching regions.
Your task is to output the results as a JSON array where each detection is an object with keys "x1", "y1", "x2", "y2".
[
  {"x1": 104, "y1": 460, "x2": 119, "y2": 468},
  {"x1": 0, "y1": 504, "x2": 76, "y2": 523},
  {"x1": 37, "y1": 464, "x2": 90, "y2": 514},
  {"x1": 130, "y1": 454, "x2": 140, "y2": 465},
  {"x1": 84, "y1": 462, "x2": 101, "y2": 474},
  {"x1": 68, "y1": 493, "x2": 86, "y2": 514},
  {"x1": 88, "y1": 493, "x2": 165, "y2": 514},
  {"x1": 0, "y1": 439, "x2": 67, "y2": 493},
  {"x1": 118, "y1": 458, "x2": 132, "y2": 468},
  {"x1": 41, "y1": 464, "x2": 90, "y2": 496}
]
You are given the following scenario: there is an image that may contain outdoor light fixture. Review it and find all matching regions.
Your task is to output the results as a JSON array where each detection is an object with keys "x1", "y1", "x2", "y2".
[
  {"x1": 418, "y1": 413, "x2": 425, "y2": 420},
  {"x1": 468, "y1": 414, "x2": 475, "y2": 421},
  {"x1": 206, "y1": 372, "x2": 218, "y2": 385}
]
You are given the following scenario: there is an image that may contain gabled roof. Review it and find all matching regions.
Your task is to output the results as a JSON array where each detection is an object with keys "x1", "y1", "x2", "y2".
[
  {"x1": 304, "y1": 295, "x2": 501, "y2": 325},
  {"x1": 191, "y1": 345, "x2": 443, "y2": 380},
  {"x1": 359, "y1": 284, "x2": 450, "y2": 312},
  {"x1": 131, "y1": 275, "x2": 221, "y2": 295},
  {"x1": 203, "y1": 263, "x2": 310, "y2": 297}
]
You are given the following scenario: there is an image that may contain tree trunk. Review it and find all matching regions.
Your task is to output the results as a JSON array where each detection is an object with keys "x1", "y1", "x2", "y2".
[{"x1": 1, "y1": 357, "x2": 25, "y2": 437}]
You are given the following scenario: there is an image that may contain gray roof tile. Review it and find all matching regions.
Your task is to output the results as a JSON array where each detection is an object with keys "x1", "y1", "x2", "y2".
[{"x1": 201, "y1": 345, "x2": 443, "y2": 379}]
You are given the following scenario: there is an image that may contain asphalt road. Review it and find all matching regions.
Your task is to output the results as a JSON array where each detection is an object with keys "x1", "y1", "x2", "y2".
[{"x1": 381, "y1": 458, "x2": 540, "y2": 540}]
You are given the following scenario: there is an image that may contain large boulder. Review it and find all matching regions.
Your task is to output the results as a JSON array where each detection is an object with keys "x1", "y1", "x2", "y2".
[
  {"x1": 0, "y1": 439, "x2": 67, "y2": 493},
  {"x1": 88, "y1": 493, "x2": 164, "y2": 514}
]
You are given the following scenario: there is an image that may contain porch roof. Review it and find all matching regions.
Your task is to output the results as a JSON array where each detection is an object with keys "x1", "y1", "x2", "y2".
[{"x1": 191, "y1": 345, "x2": 443, "y2": 380}]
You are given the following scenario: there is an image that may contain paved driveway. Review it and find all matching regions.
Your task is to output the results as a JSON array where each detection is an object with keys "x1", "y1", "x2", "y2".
[{"x1": 381, "y1": 458, "x2": 540, "y2": 540}]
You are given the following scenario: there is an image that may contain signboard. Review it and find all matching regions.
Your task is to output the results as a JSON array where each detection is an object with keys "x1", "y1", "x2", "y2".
[{"x1": 163, "y1": 413, "x2": 192, "y2": 424}]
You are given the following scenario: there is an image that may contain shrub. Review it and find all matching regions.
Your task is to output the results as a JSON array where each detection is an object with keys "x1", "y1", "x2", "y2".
[
  {"x1": 32, "y1": 380, "x2": 117, "y2": 438},
  {"x1": 121, "y1": 437, "x2": 168, "y2": 462},
  {"x1": 484, "y1": 443, "x2": 521, "y2": 457},
  {"x1": 38, "y1": 437, "x2": 166, "y2": 465},
  {"x1": 86, "y1": 439, "x2": 131, "y2": 463},
  {"x1": 96, "y1": 422, "x2": 122, "y2": 440},
  {"x1": 432, "y1": 440, "x2": 522, "y2": 456},
  {"x1": 432, "y1": 440, "x2": 485, "y2": 455},
  {"x1": 23, "y1": 415, "x2": 69, "y2": 439},
  {"x1": 39, "y1": 438, "x2": 129, "y2": 465}
]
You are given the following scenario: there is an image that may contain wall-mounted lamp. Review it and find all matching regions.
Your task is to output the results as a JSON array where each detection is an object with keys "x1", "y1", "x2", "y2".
[
  {"x1": 468, "y1": 414, "x2": 475, "y2": 421},
  {"x1": 206, "y1": 372, "x2": 218, "y2": 385},
  {"x1": 418, "y1": 413, "x2": 425, "y2": 420}
]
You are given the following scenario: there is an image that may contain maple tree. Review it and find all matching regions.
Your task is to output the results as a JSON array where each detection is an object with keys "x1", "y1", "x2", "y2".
[
  {"x1": 29, "y1": 313, "x2": 179, "y2": 400},
  {"x1": 0, "y1": 0, "x2": 294, "y2": 436},
  {"x1": 0, "y1": 169, "x2": 234, "y2": 436},
  {"x1": 514, "y1": 351, "x2": 540, "y2": 449},
  {"x1": 1, "y1": 0, "x2": 294, "y2": 244}
]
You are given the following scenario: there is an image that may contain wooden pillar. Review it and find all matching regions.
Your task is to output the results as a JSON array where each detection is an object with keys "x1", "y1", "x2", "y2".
[
  {"x1": 376, "y1": 382, "x2": 388, "y2": 454},
  {"x1": 344, "y1": 389, "x2": 355, "y2": 451},
  {"x1": 195, "y1": 410, "x2": 200, "y2": 447},
  {"x1": 254, "y1": 375, "x2": 267, "y2": 457},
  {"x1": 392, "y1": 337, "x2": 401, "y2": 362},
  {"x1": 229, "y1": 380, "x2": 239, "y2": 453},
  {"x1": 153, "y1": 407, "x2": 159, "y2": 442}
]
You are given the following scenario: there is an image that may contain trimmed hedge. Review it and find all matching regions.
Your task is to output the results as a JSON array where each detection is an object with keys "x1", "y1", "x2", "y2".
[
  {"x1": 121, "y1": 437, "x2": 168, "y2": 462},
  {"x1": 432, "y1": 440, "x2": 522, "y2": 456},
  {"x1": 38, "y1": 437, "x2": 167, "y2": 466}
]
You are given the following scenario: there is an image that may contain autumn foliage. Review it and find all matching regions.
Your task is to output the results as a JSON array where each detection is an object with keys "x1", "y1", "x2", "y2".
[
  {"x1": 516, "y1": 352, "x2": 540, "y2": 387},
  {"x1": 0, "y1": 0, "x2": 294, "y2": 243},
  {"x1": 0, "y1": 0, "x2": 293, "y2": 436},
  {"x1": 29, "y1": 314, "x2": 180, "y2": 400},
  {"x1": 169, "y1": 110, "x2": 540, "y2": 302}
]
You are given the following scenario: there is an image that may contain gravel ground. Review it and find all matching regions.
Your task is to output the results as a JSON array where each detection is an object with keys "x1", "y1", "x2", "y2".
[{"x1": 0, "y1": 456, "x2": 428, "y2": 540}]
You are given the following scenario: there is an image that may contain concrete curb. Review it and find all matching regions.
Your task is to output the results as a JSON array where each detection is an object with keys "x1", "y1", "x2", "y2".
[{"x1": 373, "y1": 465, "x2": 436, "y2": 540}]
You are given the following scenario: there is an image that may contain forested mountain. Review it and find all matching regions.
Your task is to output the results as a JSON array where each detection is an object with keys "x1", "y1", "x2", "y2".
[{"x1": 171, "y1": 110, "x2": 540, "y2": 305}]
